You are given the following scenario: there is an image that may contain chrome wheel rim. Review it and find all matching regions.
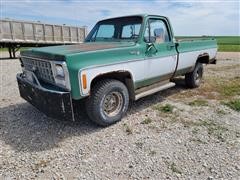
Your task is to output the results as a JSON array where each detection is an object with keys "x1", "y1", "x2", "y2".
[{"x1": 103, "y1": 91, "x2": 123, "y2": 117}]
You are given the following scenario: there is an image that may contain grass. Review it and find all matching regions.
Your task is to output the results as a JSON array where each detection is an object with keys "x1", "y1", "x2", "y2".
[
  {"x1": 216, "y1": 36, "x2": 239, "y2": 52},
  {"x1": 170, "y1": 162, "x2": 182, "y2": 174},
  {"x1": 165, "y1": 77, "x2": 239, "y2": 102},
  {"x1": 188, "y1": 99, "x2": 208, "y2": 106},
  {"x1": 216, "y1": 109, "x2": 227, "y2": 115},
  {"x1": 223, "y1": 99, "x2": 240, "y2": 112},
  {"x1": 217, "y1": 80, "x2": 240, "y2": 97},
  {"x1": 32, "y1": 159, "x2": 51, "y2": 171},
  {"x1": 0, "y1": 48, "x2": 8, "y2": 52},
  {"x1": 215, "y1": 36, "x2": 240, "y2": 45},
  {"x1": 0, "y1": 47, "x2": 33, "y2": 52},
  {"x1": 141, "y1": 117, "x2": 152, "y2": 124},
  {"x1": 182, "y1": 119, "x2": 229, "y2": 142},
  {"x1": 149, "y1": 150, "x2": 157, "y2": 156},
  {"x1": 123, "y1": 123, "x2": 133, "y2": 135},
  {"x1": 135, "y1": 142, "x2": 144, "y2": 149},
  {"x1": 154, "y1": 104, "x2": 174, "y2": 113},
  {"x1": 169, "y1": 116, "x2": 230, "y2": 141},
  {"x1": 199, "y1": 120, "x2": 229, "y2": 141},
  {"x1": 192, "y1": 127, "x2": 199, "y2": 134},
  {"x1": 189, "y1": 77, "x2": 240, "y2": 100},
  {"x1": 190, "y1": 138, "x2": 206, "y2": 144},
  {"x1": 218, "y1": 44, "x2": 240, "y2": 52}
]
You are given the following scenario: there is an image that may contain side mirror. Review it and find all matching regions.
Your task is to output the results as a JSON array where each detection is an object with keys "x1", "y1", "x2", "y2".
[{"x1": 146, "y1": 43, "x2": 158, "y2": 53}]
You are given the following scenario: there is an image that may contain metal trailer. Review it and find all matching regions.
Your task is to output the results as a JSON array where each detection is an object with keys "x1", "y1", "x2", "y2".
[{"x1": 0, "y1": 19, "x2": 87, "y2": 58}]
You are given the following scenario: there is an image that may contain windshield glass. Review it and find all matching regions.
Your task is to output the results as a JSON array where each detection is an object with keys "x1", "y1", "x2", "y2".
[{"x1": 85, "y1": 16, "x2": 142, "y2": 42}]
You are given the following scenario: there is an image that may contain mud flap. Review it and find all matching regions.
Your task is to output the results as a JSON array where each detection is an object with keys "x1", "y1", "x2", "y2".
[{"x1": 17, "y1": 74, "x2": 75, "y2": 121}]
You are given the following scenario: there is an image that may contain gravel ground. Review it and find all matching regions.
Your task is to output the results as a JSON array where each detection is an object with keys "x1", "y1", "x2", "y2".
[{"x1": 0, "y1": 51, "x2": 240, "y2": 179}]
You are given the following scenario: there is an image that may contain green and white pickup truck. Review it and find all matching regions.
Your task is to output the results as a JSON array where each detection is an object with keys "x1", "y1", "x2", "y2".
[{"x1": 17, "y1": 14, "x2": 217, "y2": 126}]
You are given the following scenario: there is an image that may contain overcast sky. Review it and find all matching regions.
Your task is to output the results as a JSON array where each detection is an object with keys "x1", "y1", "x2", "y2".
[{"x1": 1, "y1": 0, "x2": 239, "y2": 36}]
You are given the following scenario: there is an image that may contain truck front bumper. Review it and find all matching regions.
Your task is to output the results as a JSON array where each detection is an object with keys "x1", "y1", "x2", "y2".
[{"x1": 17, "y1": 73, "x2": 75, "y2": 121}]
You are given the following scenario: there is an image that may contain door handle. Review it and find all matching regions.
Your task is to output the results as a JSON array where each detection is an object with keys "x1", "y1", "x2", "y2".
[{"x1": 169, "y1": 44, "x2": 175, "y2": 48}]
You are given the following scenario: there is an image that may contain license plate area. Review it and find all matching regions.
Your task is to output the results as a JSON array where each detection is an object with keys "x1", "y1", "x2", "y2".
[
  {"x1": 24, "y1": 70, "x2": 34, "y2": 83},
  {"x1": 17, "y1": 74, "x2": 75, "y2": 121}
]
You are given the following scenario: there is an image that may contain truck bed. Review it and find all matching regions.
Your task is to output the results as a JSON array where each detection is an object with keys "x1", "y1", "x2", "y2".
[
  {"x1": 176, "y1": 37, "x2": 217, "y2": 53},
  {"x1": 176, "y1": 36, "x2": 215, "y2": 41},
  {"x1": 175, "y1": 37, "x2": 217, "y2": 72}
]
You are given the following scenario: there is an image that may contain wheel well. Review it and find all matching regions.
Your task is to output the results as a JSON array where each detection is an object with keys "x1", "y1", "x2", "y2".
[
  {"x1": 197, "y1": 54, "x2": 210, "y2": 64},
  {"x1": 90, "y1": 71, "x2": 135, "y2": 100}
]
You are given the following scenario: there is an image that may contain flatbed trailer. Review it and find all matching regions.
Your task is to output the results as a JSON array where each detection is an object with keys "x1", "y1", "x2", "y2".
[{"x1": 0, "y1": 19, "x2": 87, "y2": 58}]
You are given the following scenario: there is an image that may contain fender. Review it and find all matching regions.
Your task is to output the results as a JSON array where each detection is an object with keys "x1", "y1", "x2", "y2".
[{"x1": 78, "y1": 64, "x2": 136, "y2": 96}]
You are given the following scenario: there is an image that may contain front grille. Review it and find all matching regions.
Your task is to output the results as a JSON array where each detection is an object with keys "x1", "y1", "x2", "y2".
[{"x1": 21, "y1": 56, "x2": 55, "y2": 84}]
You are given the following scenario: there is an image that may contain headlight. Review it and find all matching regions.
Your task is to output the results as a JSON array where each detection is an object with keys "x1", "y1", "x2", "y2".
[
  {"x1": 51, "y1": 61, "x2": 71, "y2": 90},
  {"x1": 55, "y1": 64, "x2": 65, "y2": 78}
]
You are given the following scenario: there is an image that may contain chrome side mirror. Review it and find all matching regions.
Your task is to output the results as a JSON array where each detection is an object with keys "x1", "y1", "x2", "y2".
[{"x1": 146, "y1": 43, "x2": 158, "y2": 53}]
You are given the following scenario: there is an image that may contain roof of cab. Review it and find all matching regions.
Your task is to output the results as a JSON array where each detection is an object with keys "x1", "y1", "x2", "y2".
[{"x1": 98, "y1": 14, "x2": 168, "y2": 22}]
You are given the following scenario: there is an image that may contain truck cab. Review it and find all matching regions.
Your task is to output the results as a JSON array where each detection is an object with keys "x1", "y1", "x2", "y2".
[{"x1": 17, "y1": 14, "x2": 217, "y2": 126}]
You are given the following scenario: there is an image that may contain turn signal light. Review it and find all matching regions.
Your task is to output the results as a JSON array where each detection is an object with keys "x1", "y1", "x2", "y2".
[{"x1": 82, "y1": 74, "x2": 87, "y2": 89}]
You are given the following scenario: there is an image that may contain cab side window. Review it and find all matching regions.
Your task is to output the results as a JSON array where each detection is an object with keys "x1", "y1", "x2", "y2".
[
  {"x1": 144, "y1": 19, "x2": 170, "y2": 44},
  {"x1": 121, "y1": 24, "x2": 141, "y2": 39}
]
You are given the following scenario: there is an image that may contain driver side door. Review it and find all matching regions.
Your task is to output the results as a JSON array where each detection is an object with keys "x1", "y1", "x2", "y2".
[{"x1": 144, "y1": 18, "x2": 177, "y2": 85}]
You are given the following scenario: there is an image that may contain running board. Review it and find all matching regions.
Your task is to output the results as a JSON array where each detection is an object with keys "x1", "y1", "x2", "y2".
[{"x1": 135, "y1": 82, "x2": 176, "y2": 100}]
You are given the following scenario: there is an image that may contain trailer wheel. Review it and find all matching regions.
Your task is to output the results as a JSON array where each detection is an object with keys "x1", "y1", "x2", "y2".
[
  {"x1": 85, "y1": 79, "x2": 129, "y2": 126},
  {"x1": 185, "y1": 63, "x2": 203, "y2": 88}
]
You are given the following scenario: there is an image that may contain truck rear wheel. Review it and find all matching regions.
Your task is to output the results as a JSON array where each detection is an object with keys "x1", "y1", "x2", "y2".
[
  {"x1": 85, "y1": 79, "x2": 129, "y2": 126},
  {"x1": 185, "y1": 63, "x2": 203, "y2": 88}
]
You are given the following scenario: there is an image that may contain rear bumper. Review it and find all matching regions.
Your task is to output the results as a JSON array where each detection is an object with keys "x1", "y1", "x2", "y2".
[{"x1": 17, "y1": 73, "x2": 75, "y2": 121}]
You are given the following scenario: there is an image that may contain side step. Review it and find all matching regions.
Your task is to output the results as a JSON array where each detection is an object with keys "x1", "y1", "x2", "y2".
[{"x1": 135, "y1": 82, "x2": 176, "y2": 100}]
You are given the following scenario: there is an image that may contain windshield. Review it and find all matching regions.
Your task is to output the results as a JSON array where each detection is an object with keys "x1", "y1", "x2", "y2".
[{"x1": 85, "y1": 16, "x2": 142, "y2": 42}]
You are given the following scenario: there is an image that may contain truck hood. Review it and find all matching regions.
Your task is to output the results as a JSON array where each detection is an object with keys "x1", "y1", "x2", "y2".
[{"x1": 21, "y1": 42, "x2": 135, "y2": 60}]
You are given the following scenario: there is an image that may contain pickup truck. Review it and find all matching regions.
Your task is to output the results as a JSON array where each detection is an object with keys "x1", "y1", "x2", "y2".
[{"x1": 17, "y1": 14, "x2": 217, "y2": 126}]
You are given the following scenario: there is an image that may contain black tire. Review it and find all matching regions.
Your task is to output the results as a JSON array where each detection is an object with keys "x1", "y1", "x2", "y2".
[
  {"x1": 185, "y1": 63, "x2": 203, "y2": 88},
  {"x1": 85, "y1": 79, "x2": 129, "y2": 126}
]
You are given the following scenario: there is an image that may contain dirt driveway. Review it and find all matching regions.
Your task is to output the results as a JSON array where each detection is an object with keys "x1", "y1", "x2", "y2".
[{"x1": 0, "y1": 52, "x2": 239, "y2": 179}]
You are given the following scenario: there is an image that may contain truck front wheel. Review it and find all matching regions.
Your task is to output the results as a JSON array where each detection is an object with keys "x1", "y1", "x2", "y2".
[
  {"x1": 85, "y1": 79, "x2": 129, "y2": 126},
  {"x1": 185, "y1": 63, "x2": 203, "y2": 88}
]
